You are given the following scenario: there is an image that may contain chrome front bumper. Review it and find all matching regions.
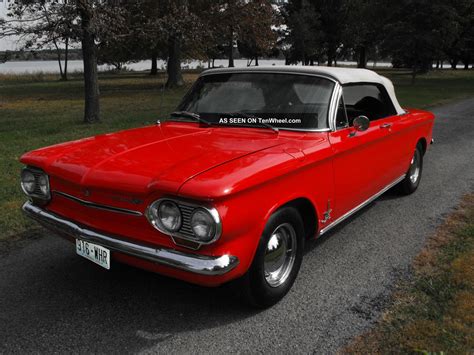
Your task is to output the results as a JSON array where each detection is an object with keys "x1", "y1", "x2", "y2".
[{"x1": 22, "y1": 201, "x2": 239, "y2": 276}]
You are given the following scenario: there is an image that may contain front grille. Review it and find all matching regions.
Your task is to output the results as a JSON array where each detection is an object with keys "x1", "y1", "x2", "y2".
[
  {"x1": 177, "y1": 203, "x2": 196, "y2": 239},
  {"x1": 53, "y1": 191, "x2": 143, "y2": 217}
]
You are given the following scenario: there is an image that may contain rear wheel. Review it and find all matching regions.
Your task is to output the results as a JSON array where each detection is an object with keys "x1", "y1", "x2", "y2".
[
  {"x1": 241, "y1": 207, "x2": 304, "y2": 308},
  {"x1": 398, "y1": 142, "x2": 423, "y2": 195}
]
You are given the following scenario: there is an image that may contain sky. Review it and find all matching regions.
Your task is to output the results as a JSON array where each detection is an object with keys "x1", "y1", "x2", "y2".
[{"x1": 0, "y1": 1, "x2": 18, "y2": 51}]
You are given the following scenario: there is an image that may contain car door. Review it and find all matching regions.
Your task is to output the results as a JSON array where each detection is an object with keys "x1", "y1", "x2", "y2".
[{"x1": 328, "y1": 84, "x2": 401, "y2": 219}]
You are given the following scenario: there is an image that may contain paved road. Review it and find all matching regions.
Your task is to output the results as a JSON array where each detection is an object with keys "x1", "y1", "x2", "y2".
[{"x1": 1, "y1": 99, "x2": 473, "y2": 354}]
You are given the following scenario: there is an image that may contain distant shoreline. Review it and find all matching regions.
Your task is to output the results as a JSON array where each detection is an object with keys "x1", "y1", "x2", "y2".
[{"x1": 0, "y1": 59, "x2": 397, "y2": 74}]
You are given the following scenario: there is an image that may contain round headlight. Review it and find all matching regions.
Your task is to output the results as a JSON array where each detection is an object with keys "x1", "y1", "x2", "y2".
[
  {"x1": 21, "y1": 170, "x2": 36, "y2": 194},
  {"x1": 191, "y1": 209, "x2": 216, "y2": 242},
  {"x1": 158, "y1": 201, "x2": 182, "y2": 232},
  {"x1": 147, "y1": 200, "x2": 182, "y2": 233},
  {"x1": 37, "y1": 174, "x2": 50, "y2": 196}
]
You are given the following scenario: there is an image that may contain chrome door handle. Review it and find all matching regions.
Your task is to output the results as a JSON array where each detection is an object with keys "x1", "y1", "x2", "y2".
[{"x1": 380, "y1": 123, "x2": 392, "y2": 129}]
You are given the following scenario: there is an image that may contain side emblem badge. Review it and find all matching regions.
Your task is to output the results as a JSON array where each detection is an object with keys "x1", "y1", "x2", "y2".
[
  {"x1": 320, "y1": 200, "x2": 332, "y2": 224},
  {"x1": 83, "y1": 189, "x2": 91, "y2": 197}
]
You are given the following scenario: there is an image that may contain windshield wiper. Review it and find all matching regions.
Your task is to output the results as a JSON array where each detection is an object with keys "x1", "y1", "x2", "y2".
[
  {"x1": 224, "y1": 112, "x2": 279, "y2": 133},
  {"x1": 170, "y1": 111, "x2": 212, "y2": 126}
]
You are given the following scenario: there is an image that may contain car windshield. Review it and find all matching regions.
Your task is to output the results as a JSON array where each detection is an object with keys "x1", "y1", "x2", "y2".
[{"x1": 174, "y1": 73, "x2": 335, "y2": 130}]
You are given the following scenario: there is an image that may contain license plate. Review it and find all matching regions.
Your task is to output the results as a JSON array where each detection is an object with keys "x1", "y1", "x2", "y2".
[{"x1": 76, "y1": 239, "x2": 110, "y2": 270}]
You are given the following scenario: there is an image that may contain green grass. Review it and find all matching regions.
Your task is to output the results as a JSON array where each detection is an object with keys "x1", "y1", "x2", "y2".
[
  {"x1": 382, "y1": 69, "x2": 474, "y2": 108},
  {"x1": 344, "y1": 195, "x2": 474, "y2": 354},
  {"x1": 0, "y1": 71, "x2": 196, "y2": 239},
  {"x1": 0, "y1": 69, "x2": 473, "y2": 240}
]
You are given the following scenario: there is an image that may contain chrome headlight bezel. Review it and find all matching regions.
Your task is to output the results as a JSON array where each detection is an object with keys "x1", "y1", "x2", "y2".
[
  {"x1": 146, "y1": 199, "x2": 182, "y2": 233},
  {"x1": 145, "y1": 198, "x2": 222, "y2": 247},
  {"x1": 190, "y1": 208, "x2": 218, "y2": 242},
  {"x1": 20, "y1": 167, "x2": 51, "y2": 201}
]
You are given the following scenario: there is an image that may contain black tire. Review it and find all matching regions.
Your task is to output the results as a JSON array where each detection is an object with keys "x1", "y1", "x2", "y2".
[
  {"x1": 398, "y1": 142, "x2": 424, "y2": 195},
  {"x1": 240, "y1": 207, "x2": 305, "y2": 308}
]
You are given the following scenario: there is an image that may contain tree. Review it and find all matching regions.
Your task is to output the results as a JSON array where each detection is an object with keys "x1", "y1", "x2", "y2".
[
  {"x1": 216, "y1": 0, "x2": 243, "y2": 67},
  {"x1": 345, "y1": 0, "x2": 387, "y2": 68},
  {"x1": 459, "y1": 26, "x2": 474, "y2": 69},
  {"x1": 283, "y1": 0, "x2": 353, "y2": 66},
  {"x1": 381, "y1": 0, "x2": 447, "y2": 82},
  {"x1": 212, "y1": 0, "x2": 280, "y2": 67},
  {"x1": 118, "y1": 0, "x2": 166, "y2": 75},
  {"x1": 76, "y1": 0, "x2": 101, "y2": 122},
  {"x1": 313, "y1": 0, "x2": 352, "y2": 67},
  {"x1": 237, "y1": 0, "x2": 279, "y2": 66},
  {"x1": 128, "y1": 0, "x2": 216, "y2": 87},
  {"x1": 0, "y1": 51, "x2": 12, "y2": 64},
  {"x1": 74, "y1": 0, "x2": 127, "y2": 122},
  {"x1": 2, "y1": 0, "x2": 127, "y2": 122},
  {"x1": 97, "y1": 2, "x2": 145, "y2": 71},
  {"x1": 1, "y1": 0, "x2": 75, "y2": 80},
  {"x1": 281, "y1": 0, "x2": 323, "y2": 65},
  {"x1": 441, "y1": 0, "x2": 474, "y2": 69}
]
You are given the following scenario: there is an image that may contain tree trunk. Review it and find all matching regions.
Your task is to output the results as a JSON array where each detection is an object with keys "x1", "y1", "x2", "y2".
[
  {"x1": 357, "y1": 46, "x2": 367, "y2": 68},
  {"x1": 327, "y1": 43, "x2": 337, "y2": 67},
  {"x1": 255, "y1": 56, "x2": 259, "y2": 66},
  {"x1": 165, "y1": 35, "x2": 184, "y2": 89},
  {"x1": 327, "y1": 51, "x2": 334, "y2": 67},
  {"x1": 80, "y1": 8, "x2": 100, "y2": 123},
  {"x1": 450, "y1": 59, "x2": 458, "y2": 70},
  {"x1": 372, "y1": 47, "x2": 378, "y2": 68},
  {"x1": 150, "y1": 51, "x2": 158, "y2": 75},
  {"x1": 63, "y1": 37, "x2": 69, "y2": 81},
  {"x1": 228, "y1": 28, "x2": 234, "y2": 67},
  {"x1": 53, "y1": 41, "x2": 64, "y2": 80}
]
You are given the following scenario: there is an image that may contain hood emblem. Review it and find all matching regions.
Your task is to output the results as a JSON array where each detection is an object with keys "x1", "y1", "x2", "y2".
[{"x1": 83, "y1": 189, "x2": 91, "y2": 197}]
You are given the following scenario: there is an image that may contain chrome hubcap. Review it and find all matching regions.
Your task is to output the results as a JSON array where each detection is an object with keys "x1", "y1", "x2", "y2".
[
  {"x1": 409, "y1": 150, "x2": 421, "y2": 184},
  {"x1": 264, "y1": 223, "x2": 297, "y2": 288}
]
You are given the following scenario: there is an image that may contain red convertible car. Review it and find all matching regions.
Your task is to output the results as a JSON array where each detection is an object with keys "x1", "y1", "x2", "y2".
[{"x1": 20, "y1": 67, "x2": 434, "y2": 307}]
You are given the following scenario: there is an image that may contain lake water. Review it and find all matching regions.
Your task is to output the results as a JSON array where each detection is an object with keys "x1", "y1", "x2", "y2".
[{"x1": 0, "y1": 59, "x2": 394, "y2": 74}]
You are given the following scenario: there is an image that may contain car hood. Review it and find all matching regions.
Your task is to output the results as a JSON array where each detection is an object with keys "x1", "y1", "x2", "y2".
[{"x1": 20, "y1": 122, "x2": 292, "y2": 195}]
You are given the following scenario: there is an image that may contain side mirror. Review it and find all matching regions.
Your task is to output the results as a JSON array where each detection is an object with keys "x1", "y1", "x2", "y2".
[{"x1": 353, "y1": 115, "x2": 370, "y2": 132}]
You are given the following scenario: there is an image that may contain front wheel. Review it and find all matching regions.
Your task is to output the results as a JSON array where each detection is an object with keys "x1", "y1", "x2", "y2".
[
  {"x1": 398, "y1": 142, "x2": 423, "y2": 195},
  {"x1": 240, "y1": 207, "x2": 304, "y2": 308}
]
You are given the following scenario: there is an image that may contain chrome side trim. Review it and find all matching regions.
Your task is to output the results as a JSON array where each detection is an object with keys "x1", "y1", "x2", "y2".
[
  {"x1": 54, "y1": 191, "x2": 143, "y2": 217},
  {"x1": 22, "y1": 202, "x2": 239, "y2": 276},
  {"x1": 319, "y1": 175, "x2": 405, "y2": 235}
]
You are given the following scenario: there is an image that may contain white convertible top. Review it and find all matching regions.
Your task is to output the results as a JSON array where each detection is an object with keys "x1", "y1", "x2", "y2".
[{"x1": 202, "y1": 66, "x2": 405, "y2": 115}]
